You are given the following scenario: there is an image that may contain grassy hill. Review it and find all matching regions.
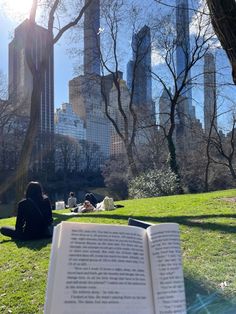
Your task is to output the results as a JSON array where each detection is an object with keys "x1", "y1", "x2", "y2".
[{"x1": 1, "y1": 189, "x2": 236, "y2": 313}]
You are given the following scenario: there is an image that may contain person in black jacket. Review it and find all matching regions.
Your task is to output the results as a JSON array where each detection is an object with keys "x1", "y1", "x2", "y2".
[
  {"x1": 84, "y1": 193, "x2": 97, "y2": 208},
  {"x1": 0, "y1": 181, "x2": 53, "y2": 240}
]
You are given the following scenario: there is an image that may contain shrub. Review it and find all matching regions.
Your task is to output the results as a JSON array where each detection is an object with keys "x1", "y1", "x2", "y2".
[{"x1": 129, "y1": 168, "x2": 180, "y2": 199}]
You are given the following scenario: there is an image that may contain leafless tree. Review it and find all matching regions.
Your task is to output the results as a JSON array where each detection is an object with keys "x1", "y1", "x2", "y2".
[
  {"x1": 99, "y1": 1, "x2": 156, "y2": 177},
  {"x1": 78, "y1": 140, "x2": 104, "y2": 173},
  {"x1": 54, "y1": 134, "x2": 80, "y2": 179},
  {"x1": 208, "y1": 115, "x2": 236, "y2": 181},
  {"x1": 151, "y1": 1, "x2": 215, "y2": 180}
]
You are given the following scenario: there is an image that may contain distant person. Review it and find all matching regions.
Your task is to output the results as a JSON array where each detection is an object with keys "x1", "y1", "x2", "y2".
[
  {"x1": 0, "y1": 181, "x2": 53, "y2": 240},
  {"x1": 81, "y1": 200, "x2": 95, "y2": 213},
  {"x1": 85, "y1": 193, "x2": 97, "y2": 208},
  {"x1": 67, "y1": 192, "x2": 77, "y2": 209}
]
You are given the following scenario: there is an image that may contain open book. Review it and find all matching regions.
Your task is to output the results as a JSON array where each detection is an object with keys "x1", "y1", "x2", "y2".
[{"x1": 44, "y1": 222, "x2": 186, "y2": 314}]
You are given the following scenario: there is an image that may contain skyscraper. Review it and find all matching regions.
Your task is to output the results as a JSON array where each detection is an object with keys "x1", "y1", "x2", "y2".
[
  {"x1": 69, "y1": 0, "x2": 111, "y2": 163},
  {"x1": 176, "y1": 0, "x2": 195, "y2": 119},
  {"x1": 8, "y1": 19, "x2": 54, "y2": 167},
  {"x1": 204, "y1": 52, "x2": 217, "y2": 134},
  {"x1": 159, "y1": 88, "x2": 171, "y2": 129},
  {"x1": 69, "y1": 75, "x2": 111, "y2": 159},
  {"x1": 55, "y1": 103, "x2": 86, "y2": 141},
  {"x1": 9, "y1": 19, "x2": 54, "y2": 135},
  {"x1": 127, "y1": 25, "x2": 154, "y2": 113},
  {"x1": 84, "y1": 0, "x2": 100, "y2": 75}
]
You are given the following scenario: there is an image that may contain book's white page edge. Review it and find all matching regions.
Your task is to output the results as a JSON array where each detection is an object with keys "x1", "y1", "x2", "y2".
[
  {"x1": 44, "y1": 224, "x2": 62, "y2": 314},
  {"x1": 147, "y1": 223, "x2": 186, "y2": 314},
  {"x1": 147, "y1": 222, "x2": 179, "y2": 230}
]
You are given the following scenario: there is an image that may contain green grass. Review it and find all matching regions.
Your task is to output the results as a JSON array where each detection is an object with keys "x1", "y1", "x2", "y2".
[{"x1": 1, "y1": 189, "x2": 236, "y2": 313}]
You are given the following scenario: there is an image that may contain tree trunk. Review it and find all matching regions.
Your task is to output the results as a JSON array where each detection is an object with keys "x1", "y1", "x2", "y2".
[
  {"x1": 126, "y1": 144, "x2": 138, "y2": 177},
  {"x1": 206, "y1": 0, "x2": 236, "y2": 83},
  {"x1": 228, "y1": 161, "x2": 236, "y2": 180},
  {"x1": 15, "y1": 75, "x2": 42, "y2": 206},
  {"x1": 166, "y1": 134, "x2": 178, "y2": 175}
]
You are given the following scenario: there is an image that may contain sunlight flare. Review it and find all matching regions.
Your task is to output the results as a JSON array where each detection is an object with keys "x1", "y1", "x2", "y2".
[{"x1": 4, "y1": 0, "x2": 32, "y2": 20}]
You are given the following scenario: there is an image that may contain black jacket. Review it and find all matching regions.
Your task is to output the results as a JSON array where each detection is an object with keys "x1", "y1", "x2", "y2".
[{"x1": 15, "y1": 197, "x2": 53, "y2": 239}]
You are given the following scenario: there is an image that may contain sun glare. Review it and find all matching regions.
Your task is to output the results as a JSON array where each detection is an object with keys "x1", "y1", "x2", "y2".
[{"x1": 4, "y1": 0, "x2": 33, "y2": 20}]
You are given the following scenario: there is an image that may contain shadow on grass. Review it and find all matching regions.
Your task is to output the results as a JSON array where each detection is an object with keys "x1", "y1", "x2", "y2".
[
  {"x1": 185, "y1": 276, "x2": 236, "y2": 313},
  {"x1": 0, "y1": 236, "x2": 52, "y2": 250},
  {"x1": 52, "y1": 212, "x2": 236, "y2": 234}
]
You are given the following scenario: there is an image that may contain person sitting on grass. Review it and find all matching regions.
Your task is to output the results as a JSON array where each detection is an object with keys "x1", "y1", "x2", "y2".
[
  {"x1": 67, "y1": 192, "x2": 77, "y2": 210},
  {"x1": 0, "y1": 181, "x2": 53, "y2": 240}
]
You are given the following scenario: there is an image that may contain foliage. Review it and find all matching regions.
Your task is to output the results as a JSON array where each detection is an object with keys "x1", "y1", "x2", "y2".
[
  {"x1": 1, "y1": 189, "x2": 236, "y2": 313},
  {"x1": 129, "y1": 168, "x2": 180, "y2": 198}
]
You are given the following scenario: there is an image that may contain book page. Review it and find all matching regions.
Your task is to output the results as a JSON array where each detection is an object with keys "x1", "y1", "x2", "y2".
[
  {"x1": 44, "y1": 224, "x2": 62, "y2": 314},
  {"x1": 46, "y1": 222, "x2": 154, "y2": 314},
  {"x1": 147, "y1": 223, "x2": 186, "y2": 314}
]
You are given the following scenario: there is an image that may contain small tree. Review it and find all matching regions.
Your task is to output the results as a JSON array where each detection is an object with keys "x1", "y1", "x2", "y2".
[{"x1": 129, "y1": 168, "x2": 180, "y2": 198}]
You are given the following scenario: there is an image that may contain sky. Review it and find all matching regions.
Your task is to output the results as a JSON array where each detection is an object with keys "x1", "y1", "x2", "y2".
[
  {"x1": 0, "y1": 0, "x2": 74, "y2": 107},
  {"x1": 0, "y1": 0, "x2": 236, "y2": 131}
]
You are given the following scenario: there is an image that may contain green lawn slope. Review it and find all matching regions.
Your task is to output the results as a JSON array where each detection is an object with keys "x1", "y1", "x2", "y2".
[{"x1": 1, "y1": 189, "x2": 236, "y2": 313}]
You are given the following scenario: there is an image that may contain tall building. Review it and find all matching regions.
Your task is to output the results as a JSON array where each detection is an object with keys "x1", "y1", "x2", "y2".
[
  {"x1": 176, "y1": 0, "x2": 195, "y2": 119},
  {"x1": 9, "y1": 19, "x2": 54, "y2": 134},
  {"x1": 204, "y1": 52, "x2": 217, "y2": 134},
  {"x1": 54, "y1": 103, "x2": 86, "y2": 141},
  {"x1": 127, "y1": 25, "x2": 155, "y2": 121},
  {"x1": 84, "y1": 0, "x2": 100, "y2": 75},
  {"x1": 69, "y1": 75, "x2": 102, "y2": 120},
  {"x1": 109, "y1": 79, "x2": 130, "y2": 156},
  {"x1": 8, "y1": 19, "x2": 54, "y2": 168},
  {"x1": 159, "y1": 88, "x2": 171, "y2": 129},
  {"x1": 69, "y1": 76, "x2": 111, "y2": 159},
  {"x1": 69, "y1": 0, "x2": 111, "y2": 163}
]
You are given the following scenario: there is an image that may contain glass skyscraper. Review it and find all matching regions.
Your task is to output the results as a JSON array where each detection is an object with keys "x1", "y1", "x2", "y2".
[
  {"x1": 8, "y1": 19, "x2": 54, "y2": 168},
  {"x1": 84, "y1": 0, "x2": 100, "y2": 76},
  {"x1": 127, "y1": 26, "x2": 153, "y2": 106},
  {"x1": 9, "y1": 19, "x2": 54, "y2": 134},
  {"x1": 176, "y1": 0, "x2": 195, "y2": 119}
]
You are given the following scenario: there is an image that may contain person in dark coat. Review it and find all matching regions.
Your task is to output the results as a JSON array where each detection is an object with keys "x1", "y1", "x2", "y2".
[
  {"x1": 0, "y1": 181, "x2": 53, "y2": 240},
  {"x1": 85, "y1": 193, "x2": 98, "y2": 208}
]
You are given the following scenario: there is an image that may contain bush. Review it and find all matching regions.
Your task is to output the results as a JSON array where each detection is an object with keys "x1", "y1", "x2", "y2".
[{"x1": 129, "y1": 168, "x2": 180, "y2": 199}]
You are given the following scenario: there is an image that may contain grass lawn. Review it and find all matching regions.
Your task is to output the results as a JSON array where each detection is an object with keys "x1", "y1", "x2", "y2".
[{"x1": 1, "y1": 189, "x2": 236, "y2": 313}]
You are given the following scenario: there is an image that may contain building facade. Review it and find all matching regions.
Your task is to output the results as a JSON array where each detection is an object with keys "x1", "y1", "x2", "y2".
[
  {"x1": 127, "y1": 25, "x2": 155, "y2": 123},
  {"x1": 9, "y1": 19, "x2": 54, "y2": 134},
  {"x1": 68, "y1": 0, "x2": 111, "y2": 163},
  {"x1": 176, "y1": 0, "x2": 195, "y2": 119},
  {"x1": 108, "y1": 79, "x2": 131, "y2": 156},
  {"x1": 8, "y1": 19, "x2": 54, "y2": 169},
  {"x1": 204, "y1": 52, "x2": 217, "y2": 134},
  {"x1": 69, "y1": 75, "x2": 111, "y2": 159},
  {"x1": 84, "y1": 0, "x2": 100, "y2": 76},
  {"x1": 54, "y1": 103, "x2": 86, "y2": 141}
]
